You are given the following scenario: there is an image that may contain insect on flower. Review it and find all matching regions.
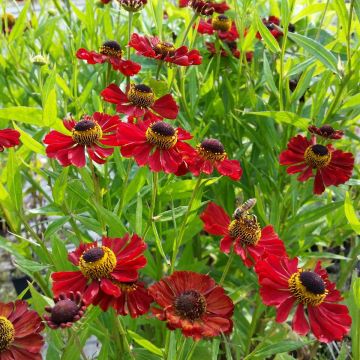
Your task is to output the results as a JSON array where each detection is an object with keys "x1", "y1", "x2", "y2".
[{"x1": 233, "y1": 198, "x2": 257, "y2": 220}]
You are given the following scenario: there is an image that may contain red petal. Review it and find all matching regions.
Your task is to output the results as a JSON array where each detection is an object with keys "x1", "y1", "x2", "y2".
[
  {"x1": 101, "y1": 84, "x2": 128, "y2": 104},
  {"x1": 151, "y1": 94, "x2": 179, "y2": 119},
  {"x1": 292, "y1": 303, "x2": 310, "y2": 335},
  {"x1": 100, "y1": 278, "x2": 121, "y2": 297},
  {"x1": 200, "y1": 202, "x2": 231, "y2": 236}
]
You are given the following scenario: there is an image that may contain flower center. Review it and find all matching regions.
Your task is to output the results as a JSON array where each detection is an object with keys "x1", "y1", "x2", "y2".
[
  {"x1": 79, "y1": 246, "x2": 117, "y2": 280},
  {"x1": 288, "y1": 270, "x2": 328, "y2": 306},
  {"x1": 50, "y1": 299, "x2": 80, "y2": 325},
  {"x1": 319, "y1": 125, "x2": 335, "y2": 136},
  {"x1": 0, "y1": 316, "x2": 15, "y2": 351},
  {"x1": 174, "y1": 290, "x2": 207, "y2": 321},
  {"x1": 127, "y1": 84, "x2": 155, "y2": 108},
  {"x1": 196, "y1": 139, "x2": 226, "y2": 162},
  {"x1": 304, "y1": 144, "x2": 331, "y2": 169},
  {"x1": 72, "y1": 119, "x2": 103, "y2": 146},
  {"x1": 118, "y1": 0, "x2": 147, "y2": 12},
  {"x1": 154, "y1": 41, "x2": 176, "y2": 57},
  {"x1": 99, "y1": 40, "x2": 122, "y2": 58},
  {"x1": 145, "y1": 122, "x2": 178, "y2": 149},
  {"x1": 228, "y1": 216, "x2": 261, "y2": 246},
  {"x1": 212, "y1": 15, "x2": 232, "y2": 32}
]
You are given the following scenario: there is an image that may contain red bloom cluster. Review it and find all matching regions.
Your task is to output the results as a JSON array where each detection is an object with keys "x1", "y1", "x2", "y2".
[
  {"x1": 51, "y1": 234, "x2": 152, "y2": 317},
  {"x1": 196, "y1": 16, "x2": 239, "y2": 41},
  {"x1": 179, "y1": 0, "x2": 229, "y2": 14},
  {"x1": 44, "y1": 112, "x2": 120, "y2": 167},
  {"x1": 279, "y1": 133, "x2": 354, "y2": 194},
  {"x1": 0, "y1": 300, "x2": 44, "y2": 359},
  {"x1": 149, "y1": 271, "x2": 234, "y2": 340},
  {"x1": 76, "y1": 40, "x2": 141, "y2": 76},
  {"x1": 255, "y1": 256, "x2": 351, "y2": 343},
  {"x1": 256, "y1": 16, "x2": 283, "y2": 40},
  {"x1": 129, "y1": 33, "x2": 202, "y2": 66},
  {"x1": 0, "y1": 128, "x2": 20, "y2": 151}
]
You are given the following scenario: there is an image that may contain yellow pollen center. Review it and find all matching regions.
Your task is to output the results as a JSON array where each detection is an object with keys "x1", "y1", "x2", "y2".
[
  {"x1": 79, "y1": 246, "x2": 117, "y2": 280},
  {"x1": 71, "y1": 121, "x2": 103, "y2": 146},
  {"x1": 288, "y1": 270, "x2": 328, "y2": 307},
  {"x1": 196, "y1": 144, "x2": 227, "y2": 162},
  {"x1": 145, "y1": 126, "x2": 178, "y2": 149},
  {"x1": 228, "y1": 216, "x2": 261, "y2": 246},
  {"x1": 304, "y1": 145, "x2": 331, "y2": 169},
  {"x1": 127, "y1": 84, "x2": 155, "y2": 108},
  {"x1": 0, "y1": 316, "x2": 15, "y2": 351},
  {"x1": 154, "y1": 42, "x2": 176, "y2": 57},
  {"x1": 99, "y1": 45, "x2": 122, "y2": 58},
  {"x1": 212, "y1": 16, "x2": 232, "y2": 32}
]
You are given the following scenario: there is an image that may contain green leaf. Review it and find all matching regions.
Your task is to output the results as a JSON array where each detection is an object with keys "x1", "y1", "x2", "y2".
[
  {"x1": 0, "y1": 107, "x2": 43, "y2": 125},
  {"x1": 353, "y1": 278, "x2": 360, "y2": 308},
  {"x1": 247, "y1": 111, "x2": 310, "y2": 130},
  {"x1": 344, "y1": 192, "x2": 360, "y2": 234},
  {"x1": 291, "y1": 4, "x2": 327, "y2": 23},
  {"x1": 43, "y1": 88, "x2": 57, "y2": 126},
  {"x1": 7, "y1": 149, "x2": 22, "y2": 211},
  {"x1": 287, "y1": 32, "x2": 339, "y2": 74},
  {"x1": 8, "y1": 0, "x2": 31, "y2": 42},
  {"x1": 13, "y1": 124, "x2": 45, "y2": 155},
  {"x1": 249, "y1": 340, "x2": 311, "y2": 359},
  {"x1": 128, "y1": 330, "x2": 163, "y2": 357},
  {"x1": 52, "y1": 168, "x2": 69, "y2": 205},
  {"x1": 263, "y1": 53, "x2": 279, "y2": 96},
  {"x1": 255, "y1": 15, "x2": 281, "y2": 53}
]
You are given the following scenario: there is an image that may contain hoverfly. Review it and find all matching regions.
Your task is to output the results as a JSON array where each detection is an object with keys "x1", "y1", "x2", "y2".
[{"x1": 233, "y1": 198, "x2": 257, "y2": 220}]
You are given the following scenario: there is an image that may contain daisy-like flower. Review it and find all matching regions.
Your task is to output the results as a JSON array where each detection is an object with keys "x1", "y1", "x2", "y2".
[
  {"x1": 92, "y1": 281, "x2": 153, "y2": 318},
  {"x1": 129, "y1": 33, "x2": 202, "y2": 66},
  {"x1": 44, "y1": 112, "x2": 120, "y2": 167},
  {"x1": 195, "y1": 16, "x2": 238, "y2": 42},
  {"x1": 76, "y1": 40, "x2": 141, "y2": 76},
  {"x1": 101, "y1": 83, "x2": 179, "y2": 120},
  {"x1": 0, "y1": 300, "x2": 44, "y2": 359},
  {"x1": 117, "y1": 120, "x2": 196, "y2": 174},
  {"x1": 279, "y1": 134, "x2": 354, "y2": 194},
  {"x1": 116, "y1": 0, "x2": 147, "y2": 12},
  {"x1": 180, "y1": 1, "x2": 229, "y2": 14},
  {"x1": 51, "y1": 234, "x2": 147, "y2": 305},
  {"x1": 206, "y1": 41, "x2": 253, "y2": 60},
  {"x1": 186, "y1": 138, "x2": 242, "y2": 180},
  {"x1": 44, "y1": 292, "x2": 86, "y2": 329},
  {"x1": 255, "y1": 255, "x2": 352, "y2": 343},
  {"x1": 200, "y1": 202, "x2": 286, "y2": 266},
  {"x1": 0, "y1": 128, "x2": 20, "y2": 151},
  {"x1": 308, "y1": 125, "x2": 344, "y2": 140},
  {"x1": 149, "y1": 271, "x2": 234, "y2": 340},
  {"x1": 189, "y1": 0, "x2": 215, "y2": 16}
]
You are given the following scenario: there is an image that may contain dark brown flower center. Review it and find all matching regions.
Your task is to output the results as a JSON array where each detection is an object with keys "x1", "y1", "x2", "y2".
[
  {"x1": 197, "y1": 138, "x2": 226, "y2": 161},
  {"x1": 118, "y1": 0, "x2": 147, "y2": 12},
  {"x1": 154, "y1": 41, "x2": 176, "y2": 57},
  {"x1": 145, "y1": 122, "x2": 178, "y2": 149},
  {"x1": 319, "y1": 125, "x2": 335, "y2": 136},
  {"x1": 174, "y1": 290, "x2": 207, "y2": 321},
  {"x1": 288, "y1": 270, "x2": 328, "y2": 306},
  {"x1": 212, "y1": 15, "x2": 231, "y2": 31},
  {"x1": 72, "y1": 119, "x2": 102, "y2": 146},
  {"x1": 304, "y1": 144, "x2": 331, "y2": 169},
  {"x1": 127, "y1": 84, "x2": 155, "y2": 108},
  {"x1": 50, "y1": 299, "x2": 79, "y2": 325},
  {"x1": 79, "y1": 246, "x2": 117, "y2": 279},
  {"x1": 99, "y1": 40, "x2": 122, "y2": 58},
  {"x1": 0, "y1": 316, "x2": 15, "y2": 351}
]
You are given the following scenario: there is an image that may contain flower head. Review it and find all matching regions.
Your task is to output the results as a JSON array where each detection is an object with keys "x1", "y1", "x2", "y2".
[
  {"x1": 200, "y1": 202, "x2": 286, "y2": 266},
  {"x1": 51, "y1": 234, "x2": 147, "y2": 306},
  {"x1": 255, "y1": 256, "x2": 352, "y2": 343},
  {"x1": 44, "y1": 112, "x2": 121, "y2": 167},
  {"x1": 31, "y1": 54, "x2": 49, "y2": 67},
  {"x1": 308, "y1": 125, "x2": 344, "y2": 140},
  {"x1": 256, "y1": 16, "x2": 282, "y2": 40},
  {"x1": 184, "y1": 138, "x2": 242, "y2": 180},
  {"x1": 101, "y1": 83, "x2": 179, "y2": 120},
  {"x1": 92, "y1": 281, "x2": 153, "y2": 317},
  {"x1": 76, "y1": 40, "x2": 141, "y2": 76},
  {"x1": 44, "y1": 292, "x2": 86, "y2": 329},
  {"x1": 195, "y1": 17, "x2": 239, "y2": 41},
  {"x1": 189, "y1": 0, "x2": 215, "y2": 16},
  {"x1": 117, "y1": 120, "x2": 196, "y2": 174},
  {"x1": 116, "y1": 0, "x2": 147, "y2": 12},
  {"x1": 279, "y1": 134, "x2": 354, "y2": 194},
  {"x1": 0, "y1": 300, "x2": 44, "y2": 358},
  {"x1": 149, "y1": 271, "x2": 234, "y2": 340},
  {"x1": 2, "y1": 13, "x2": 15, "y2": 34},
  {"x1": 0, "y1": 129, "x2": 20, "y2": 152},
  {"x1": 129, "y1": 33, "x2": 202, "y2": 67}
]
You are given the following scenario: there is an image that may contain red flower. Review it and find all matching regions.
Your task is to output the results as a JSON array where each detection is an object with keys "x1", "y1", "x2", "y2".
[
  {"x1": 186, "y1": 138, "x2": 242, "y2": 180},
  {"x1": 189, "y1": 0, "x2": 215, "y2": 16},
  {"x1": 149, "y1": 271, "x2": 234, "y2": 340},
  {"x1": 76, "y1": 40, "x2": 141, "y2": 76},
  {"x1": 0, "y1": 300, "x2": 44, "y2": 359},
  {"x1": 100, "y1": 0, "x2": 111, "y2": 3},
  {"x1": 195, "y1": 16, "x2": 238, "y2": 41},
  {"x1": 180, "y1": 0, "x2": 229, "y2": 13},
  {"x1": 117, "y1": 120, "x2": 196, "y2": 174},
  {"x1": 51, "y1": 234, "x2": 147, "y2": 306},
  {"x1": 44, "y1": 112, "x2": 120, "y2": 167},
  {"x1": 279, "y1": 135, "x2": 354, "y2": 194},
  {"x1": 0, "y1": 128, "x2": 20, "y2": 151},
  {"x1": 200, "y1": 202, "x2": 286, "y2": 266},
  {"x1": 255, "y1": 255, "x2": 352, "y2": 343},
  {"x1": 217, "y1": 21, "x2": 239, "y2": 41},
  {"x1": 308, "y1": 125, "x2": 344, "y2": 140},
  {"x1": 256, "y1": 16, "x2": 282, "y2": 40},
  {"x1": 101, "y1": 83, "x2": 179, "y2": 120},
  {"x1": 92, "y1": 281, "x2": 153, "y2": 318},
  {"x1": 129, "y1": 33, "x2": 202, "y2": 66},
  {"x1": 117, "y1": 0, "x2": 147, "y2": 12},
  {"x1": 195, "y1": 18, "x2": 215, "y2": 34}
]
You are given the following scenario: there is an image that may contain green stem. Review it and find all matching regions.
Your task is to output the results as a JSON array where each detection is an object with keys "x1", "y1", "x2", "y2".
[
  {"x1": 156, "y1": 60, "x2": 164, "y2": 80},
  {"x1": 177, "y1": 337, "x2": 187, "y2": 360},
  {"x1": 115, "y1": 316, "x2": 135, "y2": 359},
  {"x1": 181, "y1": 13, "x2": 199, "y2": 46},
  {"x1": 126, "y1": 11, "x2": 134, "y2": 85},
  {"x1": 142, "y1": 172, "x2": 158, "y2": 239},
  {"x1": 346, "y1": 0, "x2": 355, "y2": 74},
  {"x1": 117, "y1": 160, "x2": 132, "y2": 217},
  {"x1": 171, "y1": 175, "x2": 202, "y2": 272},
  {"x1": 220, "y1": 251, "x2": 235, "y2": 285},
  {"x1": 184, "y1": 341, "x2": 198, "y2": 360}
]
